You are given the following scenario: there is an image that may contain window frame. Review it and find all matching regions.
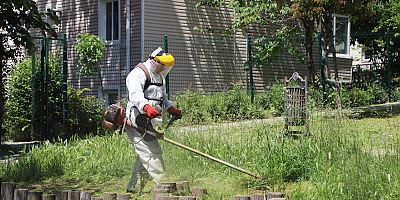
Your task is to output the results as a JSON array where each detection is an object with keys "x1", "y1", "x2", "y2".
[
  {"x1": 98, "y1": 0, "x2": 120, "y2": 44},
  {"x1": 333, "y1": 14, "x2": 351, "y2": 57}
]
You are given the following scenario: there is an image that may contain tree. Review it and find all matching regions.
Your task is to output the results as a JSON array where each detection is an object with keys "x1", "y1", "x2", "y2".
[
  {"x1": 291, "y1": 1, "x2": 320, "y2": 84},
  {"x1": 0, "y1": 0, "x2": 58, "y2": 139},
  {"x1": 197, "y1": 0, "x2": 317, "y2": 83},
  {"x1": 75, "y1": 33, "x2": 106, "y2": 99},
  {"x1": 293, "y1": 0, "x2": 378, "y2": 108}
]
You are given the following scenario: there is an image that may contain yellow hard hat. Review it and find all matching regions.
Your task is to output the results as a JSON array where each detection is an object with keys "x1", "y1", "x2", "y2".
[{"x1": 150, "y1": 47, "x2": 175, "y2": 67}]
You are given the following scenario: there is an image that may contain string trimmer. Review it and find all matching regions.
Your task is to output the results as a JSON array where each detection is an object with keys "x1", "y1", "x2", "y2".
[{"x1": 156, "y1": 116, "x2": 264, "y2": 180}]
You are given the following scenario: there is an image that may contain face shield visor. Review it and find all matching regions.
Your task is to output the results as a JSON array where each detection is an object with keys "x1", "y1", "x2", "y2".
[{"x1": 150, "y1": 47, "x2": 175, "y2": 76}]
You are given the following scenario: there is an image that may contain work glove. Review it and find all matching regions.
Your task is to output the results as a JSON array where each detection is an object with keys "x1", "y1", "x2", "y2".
[
  {"x1": 143, "y1": 104, "x2": 160, "y2": 119},
  {"x1": 167, "y1": 106, "x2": 182, "y2": 119}
]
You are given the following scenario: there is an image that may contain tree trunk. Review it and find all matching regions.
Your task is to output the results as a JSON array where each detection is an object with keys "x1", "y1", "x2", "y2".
[
  {"x1": 97, "y1": 69, "x2": 104, "y2": 101},
  {"x1": 322, "y1": 13, "x2": 342, "y2": 109},
  {"x1": 303, "y1": 18, "x2": 316, "y2": 85}
]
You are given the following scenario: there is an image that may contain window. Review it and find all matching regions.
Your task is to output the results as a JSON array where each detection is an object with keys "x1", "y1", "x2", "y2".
[
  {"x1": 104, "y1": 89, "x2": 119, "y2": 105},
  {"x1": 99, "y1": 0, "x2": 119, "y2": 41},
  {"x1": 333, "y1": 14, "x2": 350, "y2": 56}
]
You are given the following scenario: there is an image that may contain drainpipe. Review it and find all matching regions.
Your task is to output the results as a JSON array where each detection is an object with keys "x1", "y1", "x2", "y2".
[
  {"x1": 125, "y1": 0, "x2": 130, "y2": 95},
  {"x1": 141, "y1": 0, "x2": 144, "y2": 61}
]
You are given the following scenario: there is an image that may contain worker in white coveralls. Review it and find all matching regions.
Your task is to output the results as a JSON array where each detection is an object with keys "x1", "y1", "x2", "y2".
[{"x1": 125, "y1": 47, "x2": 182, "y2": 193}]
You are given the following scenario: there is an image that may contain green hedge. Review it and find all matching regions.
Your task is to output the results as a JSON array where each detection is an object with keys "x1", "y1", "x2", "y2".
[
  {"x1": 174, "y1": 85, "x2": 271, "y2": 125},
  {"x1": 4, "y1": 56, "x2": 104, "y2": 141},
  {"x1": 173, "y1": 82, "x2": 396, "y2": 125}
]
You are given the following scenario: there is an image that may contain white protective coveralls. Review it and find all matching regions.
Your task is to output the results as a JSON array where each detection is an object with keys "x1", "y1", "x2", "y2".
[{"x1": 125, "y1": 51, "x2": 174, "y2": 192}]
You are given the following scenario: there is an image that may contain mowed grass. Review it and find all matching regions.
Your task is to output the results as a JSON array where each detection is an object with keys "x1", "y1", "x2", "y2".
[{"x1": 1, "y1": 112, "x2": 400, "y2": 199}]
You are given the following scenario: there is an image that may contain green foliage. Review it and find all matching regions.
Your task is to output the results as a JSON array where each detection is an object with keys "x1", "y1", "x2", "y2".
[
  {"x1": 224, "y1": 85, "x2": 252, "y2": 120},
  {"x1": 306, "y1": 83, "x2": 391, "y2": 109},
  {"x1": 174, "y1": 86, "x2": 270, "y2": 125},
  {"x1": 67, "y1": 87, "x2": 105, "y2": 137},
  {"x1": 174, "y1": 90, "x2": 212, "y2": 125},
  {"x1": 4, "y1": 55, "x2": 105, "y2": 141},
  {"x1": 175, "y1": 82, "x2": 393, "y2": 124},
  {"x1": 4, "y1": 58, "x2": 34, "y2": 141},
  {"x1": 0, "y1": 134, "x2": 132, "y2": 183},
  {"x1": 1, "y1": 108, "x2": 399, "y2": 199},
  {"x1": 4, "y1": 55, "x2": 64, "y2": 141},
  {"x1": 75, "y1": 33, "x2": 106, "y2": 75},
  {"x1": 393, "y1": 88, "x2": 400, "y2": 101},
  {"x1": 195, "y1": 0, "x2": 224, "y2": 7},
  {"x1": 0, "y1": 0, "x2": 58, "y2": 58},
  {"x1": 0, "y1": 143, "x2": 65, "y2": 182},
  {"x1": 375, "y1": 0, "x2": 400, "y2": 36},
  {"x1": 255, "y1": 83, "x2": 285, "y2": 116}
]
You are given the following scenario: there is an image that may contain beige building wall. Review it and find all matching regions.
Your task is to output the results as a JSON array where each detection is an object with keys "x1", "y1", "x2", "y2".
[{"x1": 34, "y1": 0, "x2": 353, "y2": 99}]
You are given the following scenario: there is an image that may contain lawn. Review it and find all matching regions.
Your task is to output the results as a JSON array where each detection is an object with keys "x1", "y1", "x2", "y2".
[{"x1": 1, "y1": 112, "x2": 399, "y2": 199}]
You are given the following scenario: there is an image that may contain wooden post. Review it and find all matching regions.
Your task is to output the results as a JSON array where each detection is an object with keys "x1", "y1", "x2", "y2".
[
  {"x1": 55, "y1": 191, "x2": 67, "y2": 200},
  {"x1": 79, "y1": 191, "x2": 93, "y2": 200},
  {"x1": 177, "y1": 197, "x2": 196, "y2": 200},
  {"x1": 116, "y1": 194, "x2": 130, "y2": 200},
  {"x1": 1, "y1": 182, "x2": 16, "y2": 200},
  {"x1": 67, "y1": 190, "x2": 80, "y2": 200},
  {"x1": 176, "y1": 181, "x2": 190, "y2": 193},
  {"x1": 27, "y1": 191, "x2": 42, "y2": 200},
  {"x1": 156, "y1": 183, "x2": 177, "y2": 193},
  {"x1": 250, "y1": 194, "x2": 266, "y2": 200},
  {"x1": 161, "y1": 197, "x2": 178, "y2": 200},
  {"x1": 232, "y1": 195, "x2": 250, "y2": 200},
  {"x1": 191, "y1": 188, "x2": 207, "y2": 199},
  {"x1": 101, "y1": 193, "x2": 116, "y2": 200},
  {"x1": 43, "y1": 194, "x2": 55, "y2": 200},
  {"x1": 14, "y1": 189, "x2": 28, "y2": 200},
  {"x1": 266, "y1": 192, "x2": 283, "y2": 199},
  {"x1": 151, "y1": 189, "x2": 168, "y2": 200}
]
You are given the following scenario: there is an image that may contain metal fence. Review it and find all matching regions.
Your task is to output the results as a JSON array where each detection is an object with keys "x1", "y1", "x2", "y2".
[
  {"x1": 64, "y1": 31, "x2": 397, "y2": 104},
  {"x1": 31, "y1": 36, "x2": 68, "y2": 140}
]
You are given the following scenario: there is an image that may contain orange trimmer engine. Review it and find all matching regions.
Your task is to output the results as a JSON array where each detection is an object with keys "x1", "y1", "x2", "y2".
[{"x1": 102, "y1": 104, "x2": 126, "y2": 130}]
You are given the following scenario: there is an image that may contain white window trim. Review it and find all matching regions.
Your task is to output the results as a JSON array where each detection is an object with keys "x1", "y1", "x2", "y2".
[
  {"x1": 333, "y1": 14, "x2": 351, "y2": 58},
  {"x1": 98, "y1": 0, "x2": 121, "y2": 45}
]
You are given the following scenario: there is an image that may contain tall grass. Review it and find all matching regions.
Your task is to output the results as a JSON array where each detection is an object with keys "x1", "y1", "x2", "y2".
[
  {"x1": 1, "y1": 134, "x2": 134, "y2": 185},
  {"x1": 1, "y1": 113, "x2": 399, "y2": 199}
]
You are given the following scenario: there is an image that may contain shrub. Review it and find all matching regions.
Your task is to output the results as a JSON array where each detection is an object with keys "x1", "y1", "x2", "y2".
[
  {"x1": 174, "y1": 90, "x2": 211, "y2": 125},
  {"x1": 67, "y1": 87, "x2": 105, "y2": 137},
  {"x1": 4, "y1": 55, "x2": 105, "y2": 141},
  {"x1": 255, "y1": 83, "x2": 284, "y2": 116},
  {"x1": 4, "y1": 58, "x2": 35, "y2": 141},
  {"x1": 174, "y1": 86, "x2": 270, "y2": 125},
  {"x1": 4, "y1": 55, "x2": 64, "y2": 141},
  {"x1": 367, "y1": 83, "x2": 389, "y2": 104},
  {"x1": 224, "y1": 85, "x2": 252, "y2": 120}
]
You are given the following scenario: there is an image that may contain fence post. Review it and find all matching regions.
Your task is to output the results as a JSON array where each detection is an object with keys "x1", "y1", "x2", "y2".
[
  {"x1": 44, "y1": 37, "x2": 49, "y2": 139},
  {"x1": 31, "y1": 49, "x2": 37, "y2": 140},
  {"x1": 386, "y1": 29, "x2": 393, "y2": 102},
  {"x1": 247, "y1": 33, "x2": 254, "y2": 103},
  {"x1": 164, "y1": 34, "x2": 170, "y2": 99},
  {"x1": 38, "y1": 39, "x2": 46, "y2": 140},
  {"x1": 317, "y1": 32, "x2": 327, "y2": 106},
  {"x1": 1, "y1": 182, "x2": 16, "y2": 200},
  {"x1": 62, "y1": 34, "x2": 69, "y2": 139}
]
